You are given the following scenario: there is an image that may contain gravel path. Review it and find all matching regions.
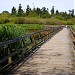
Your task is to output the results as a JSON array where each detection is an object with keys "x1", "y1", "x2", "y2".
[{"x1": 7, "y1": 28, "x2": 74, "y2": 75}]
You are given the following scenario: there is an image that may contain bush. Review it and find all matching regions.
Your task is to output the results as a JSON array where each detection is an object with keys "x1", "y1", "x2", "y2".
[
  {"x1": 14, "y1": 17, "x2": 40, "y2": 24},
  {"x1": 0, "y1": 18, "x2": 4, "y2": 24},
  {"x1": 41, "y1": 18, "x2": 67, "y2": 25},
  {"x1": 67, "y1": 20, "x2": 74, "y2": 25},
  {"x1": 4, "y1": 18, "x2": 10, "y2": 23},
  {"x1": 14, "y1": 17, "x2": 68, "y2": 25},
  {"x1": 0, "y1": 17, "x2": 10, "y2": 24},
  {"x1": 14, "y1": 17, "x2": 25, "y2": 24},
  {"x1": 1, "y1": 16, "x2": 74, "y2": 25}
]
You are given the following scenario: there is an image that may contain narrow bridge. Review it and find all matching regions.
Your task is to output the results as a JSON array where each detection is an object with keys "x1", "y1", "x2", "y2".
[{"x1": 0, "y1": 26, "x2": 75, "y2": 75}]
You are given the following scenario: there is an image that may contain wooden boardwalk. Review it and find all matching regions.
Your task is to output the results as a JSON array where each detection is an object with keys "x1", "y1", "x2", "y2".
[{"x1": 6, "y1": 28, "x2": 75, "y2": 75}]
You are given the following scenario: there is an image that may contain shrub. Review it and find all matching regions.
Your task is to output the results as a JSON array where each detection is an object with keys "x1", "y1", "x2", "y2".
[
  {"x1": 14, "y1": 17, "x2": 25, "y2": 24},
  {"x1": 0, "y1": 17, "x2": 10, "y2": 24},
  {"x1": 0, "y1": 18, "x2": 4, "y2": 24},
  {"x1": 14, "y1": 17, "x2": 40, "y2": 24},
  {"x1": 3, "y1": 18, "x2": 10, "y2": 23},
  {"x1": 42, "y1": 18, "x2": 67, "y2": 25},
  {"x1": 14, "y1": 17, "x2": 67, "y2": 25},
  {"x1": 67, "y1": 20, "x2": 74, "y2": 25}
]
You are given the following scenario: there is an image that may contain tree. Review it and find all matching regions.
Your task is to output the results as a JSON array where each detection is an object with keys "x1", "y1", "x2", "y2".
[
  {"x1": 56, "y1": 10, "x2": 59, "y2": 15},
  {"x1": 69, "y1": 10, "x2": 72, "y2": 16},
  {"x1": 26, "y1": 5, "x2": 31, "y2": 16},
  {"x1": 18, "y1": 4, "x2": 23, "y2": 16},
  {"x1": 2, "y1": 11, "x2": 9, "y2": 14},
  {"x1": 41, "y1": 7, "x2": 50, "y2": 18},
  {"x1": 28, "y1": 10, "x2": 38, "y2": 17},
  {"x1": 51, "y1": 6, "x2": 55, "y2": 15},
  {"x1": 11, "y1": 6, "x2": 16, "y2": 15},
  {"x1": 68, "y1": 9, "x2": 74, "y2": 17},
  {"x1": 36, "y1": 7, "x2": 41, "y2": 17},
  {"x1": 41, "y1": 7, "x2": 49, "y2": 14},
  {"x1": 71, "y1": 9, "x2": 74, "y2": 17},
  {"x1": 41, "y1": 7, "x2": 47, "y2": 14}
]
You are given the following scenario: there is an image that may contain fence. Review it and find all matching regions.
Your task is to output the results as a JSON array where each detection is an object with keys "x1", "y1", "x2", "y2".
[
  {"x1": 0, "y1": 26, "x2": 63, "y2": 73},
  {"x1": 70, "y1": 27, "x2": 75, "y2": 49}
]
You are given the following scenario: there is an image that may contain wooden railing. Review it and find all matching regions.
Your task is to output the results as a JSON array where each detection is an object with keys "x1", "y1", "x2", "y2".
[
  {"x1": 70, "y1": 27, "x2": 75, "y2": 49},
  {"x1": 0, "y1": 26, "x2": 63, "y2": 73}
]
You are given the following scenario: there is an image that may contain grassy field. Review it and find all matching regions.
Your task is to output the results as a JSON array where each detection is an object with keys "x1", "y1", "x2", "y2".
[{"x1": 0, "y1": 24, "x2": 44, "y2": 42}]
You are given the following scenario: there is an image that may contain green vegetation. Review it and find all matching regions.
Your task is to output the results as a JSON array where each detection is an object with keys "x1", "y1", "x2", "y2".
[
  {"x1": 0, "y1": 3, "x2": 75, "y2": 70},
  {"x1": 0, "y1": 24, "x2": 44, "y2": 42},
  {"x1": 71, "y1": 25, "x2": 75, "y2": 29},
  {"x1": 0, "y1": 4, "x2": 74, "y2": 25},
  {"x1": 0, "y1": 4, "x2": 75, "y2": 41},
  {"x1": 0, "y1": 17, "x2": 75, "y2": 25}
]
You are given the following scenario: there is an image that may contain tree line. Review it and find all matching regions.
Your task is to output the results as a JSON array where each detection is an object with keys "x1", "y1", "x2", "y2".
[
  {"x1": 0, "y1": 4, "x2": 75, "y2": 23},
  {"x1": 1, "y1": 4, "x2": 74, "y2": 19}
]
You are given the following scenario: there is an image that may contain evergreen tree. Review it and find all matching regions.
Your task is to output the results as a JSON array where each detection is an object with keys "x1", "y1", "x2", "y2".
[
  {"x1": 56, "y1": 10, "x2": 59, "y2": 14},
  {"x1": 11, "y1": 6, "x2": 16, "y2": 15},
  {"x1": 26, "y1": 5, "x2": 31, "y2": 16},
  {"x1": 18, "y1": 4, "x2": 23, "y2": 16},
  {"x1": 51, "y1": 6, "x2": 55, "y2": 15}
]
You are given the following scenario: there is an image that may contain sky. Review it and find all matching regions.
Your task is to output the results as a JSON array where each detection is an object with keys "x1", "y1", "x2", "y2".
[
  {"x1": 0, "y1": 0, "x2": 74, "y2": 14},
  {"x1": 74, "y1": 0, "x2": 75, "y2": 14}
]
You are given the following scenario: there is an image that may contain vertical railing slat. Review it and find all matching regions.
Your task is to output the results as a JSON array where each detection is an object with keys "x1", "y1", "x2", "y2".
[{"x1": 8, "y1": 44, "x2": 12, "y2": 64}]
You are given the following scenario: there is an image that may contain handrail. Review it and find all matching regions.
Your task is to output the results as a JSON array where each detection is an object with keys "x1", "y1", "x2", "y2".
[
  {"x1": 70, "y1": 26, "x2": 75, "y2": 45},
  {"x1": 0, "y1": 26, "x2": 63, "y2": 73}
]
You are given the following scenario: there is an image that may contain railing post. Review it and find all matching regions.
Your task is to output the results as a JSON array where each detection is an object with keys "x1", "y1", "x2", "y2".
[
  {"x1": 33, "y1": 34, "x2": 36, "y2": 48},
  {"x1": 8, "y1": 45, "x2": 12, "y2": 64},
  {"x1": 48, "y1": 30, "x2": 49, "y2": 39},
  {"x1": 43, "y1": 31, "x2": 45, "y2": 42},
  {"x1": 30, "y1": 36, "x2": 33, "y2": 49},
  {"x1": 48, "y1": 29, "x2": 51, "y2": 38},
  {"x1": 39, "y1": 32, "x2": 42, "y2": 44},
  {"x1": 46, "y1": 30, "x2": 49, "y2": 40},
  {"x1": 41, "y1": 32, "x2": 44, "y2": 42},
  {"x1": 21, "y1": 39, "x2": 26, "y2": 57},
  {"x1": 22, "y1": 39, "x2": 25, "y2": 47},
  {"x1": 44, "y1": 31, "x2": 47, "y2": 41}
]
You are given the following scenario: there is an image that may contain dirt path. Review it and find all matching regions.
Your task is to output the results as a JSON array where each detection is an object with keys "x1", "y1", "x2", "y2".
[{"x1": 7, "y1": 28, "x2": 74, "y2": 75}]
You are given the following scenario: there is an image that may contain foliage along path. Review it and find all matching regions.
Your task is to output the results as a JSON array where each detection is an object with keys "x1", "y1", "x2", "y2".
[{"x1": 7, "y1": 28, "x2": 75, "y2": 75}]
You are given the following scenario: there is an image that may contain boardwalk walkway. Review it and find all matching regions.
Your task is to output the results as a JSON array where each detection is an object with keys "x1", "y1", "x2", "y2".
[{"x1": 7, "y1": 28, "x2": 74, "y2": 75}]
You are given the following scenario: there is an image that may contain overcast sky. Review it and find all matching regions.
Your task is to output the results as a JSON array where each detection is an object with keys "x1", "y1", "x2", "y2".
[
  {"x1": 0, "y1": 0, "x2": 74, "y2": 13},
  {"x1": 74, "y1": 0, "x2": 75, "y2": 14}
]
